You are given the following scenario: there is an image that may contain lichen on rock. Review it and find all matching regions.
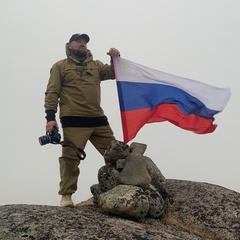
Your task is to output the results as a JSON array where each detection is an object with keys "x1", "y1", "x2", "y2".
[{"x1": 91, "y1": 140, "x2": 169, "y2": 220}]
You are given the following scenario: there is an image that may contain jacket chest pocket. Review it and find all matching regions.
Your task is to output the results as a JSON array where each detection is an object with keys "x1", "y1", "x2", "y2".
[
  {"x1": 81, "y1": 68, "x2": 100, "y2": 85},
  {"x1": 62, "y1": 67, "x2": 100, "y2": 86},
  {"x1": 62, "y1": 67, "x2": 79, "y2": 85}
]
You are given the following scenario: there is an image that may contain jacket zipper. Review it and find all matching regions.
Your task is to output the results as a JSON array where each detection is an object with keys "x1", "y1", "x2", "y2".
[{"x1": 79, "y1": 62, "x2": 86, "y2": 77}]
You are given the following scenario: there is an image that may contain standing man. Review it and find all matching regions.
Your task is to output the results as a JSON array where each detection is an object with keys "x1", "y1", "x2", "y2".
[{"x1": 44, "y1": 33, "x2": 120, "y2": 207}]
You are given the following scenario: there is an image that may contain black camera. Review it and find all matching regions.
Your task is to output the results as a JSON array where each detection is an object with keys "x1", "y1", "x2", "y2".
[{"x1": 39, "y1": 126, "x2": 61, "y2": 146}]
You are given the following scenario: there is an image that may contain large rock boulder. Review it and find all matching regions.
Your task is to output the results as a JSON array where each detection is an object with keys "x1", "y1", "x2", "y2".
[
  {"x1": 0, "y1": 180, "x2": 239, "y2": 240},
  {"x1": 92, "y1": 140, "x2": 168, "y2": 219},
  {"x1": 99, "y1": 184, "x2": 150, "y2": 220},
  {"x1": 118, "y1": 143, "x2": 152, "y2": 189},
  {"x1": 165, "y1": 179, "x2": 240, "y2": 239},
  {"x1": 143, "y1": 156, "x2": 168, "y2": 198},
  {"x1": 145, "y1": 184, "x2": 165, "y2": 218},
  {"x1": 103, "y1": 139, "x2": 130, "y2": 164}
]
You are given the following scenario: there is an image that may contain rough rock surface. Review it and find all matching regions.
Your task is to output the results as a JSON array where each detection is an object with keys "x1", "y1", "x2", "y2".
[
  {"x1": 145, "y1": 184, "x2": 165, "y2": 218},
  {"x1": 103, "y1": 140, "x2": 130, "y2": 164},
  {"x1": 99, "y1": 185, "x2": 150, "y2": 220},
  {"x1": 1, "y1": 179, "x2": 239, "y2": 240},
  {"x1": 97, "y1": 165, "x2": 120, "y2": 192},
  {"x1": 93, "y1": 140, "x2": 168, "y2": 219},
  {"x1": 119, "y1": 153, "x2": 151, "y2": 189},
  {"x1": 166, "y1": 179, "x2": 240, "y2": 240},
  {"x1": 143, "y1": 156, "x2": 168, "y2": 198}
]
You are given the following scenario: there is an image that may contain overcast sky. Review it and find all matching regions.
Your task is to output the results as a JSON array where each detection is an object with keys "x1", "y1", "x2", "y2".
[{"x1": 1, "y1": 0, "x2": 239, "y2": 206}]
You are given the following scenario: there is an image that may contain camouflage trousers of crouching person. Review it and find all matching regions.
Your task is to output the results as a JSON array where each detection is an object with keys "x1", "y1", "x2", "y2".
[{"x1": 58, "y1": 126, "x2": 115, "y2": 196}]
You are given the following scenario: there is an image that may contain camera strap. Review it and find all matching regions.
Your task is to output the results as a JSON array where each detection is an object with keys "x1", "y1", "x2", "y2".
[{"x1": 60, "y1": 141, "x2": 86, "y2": 160}]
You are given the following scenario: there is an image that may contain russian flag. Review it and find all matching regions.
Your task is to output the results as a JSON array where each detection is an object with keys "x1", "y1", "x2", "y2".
[{"x1": 113, "y1": 57, "x2": 231, "y2": 143}]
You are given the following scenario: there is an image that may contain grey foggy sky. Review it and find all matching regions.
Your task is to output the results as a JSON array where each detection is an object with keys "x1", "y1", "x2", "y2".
[{"x1": 0, "y1": 0, "x2": 239, "y2": 206}]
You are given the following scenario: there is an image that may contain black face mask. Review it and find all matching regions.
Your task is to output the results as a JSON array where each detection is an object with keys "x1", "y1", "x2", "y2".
[{"x1": 71, "y1": 49, "x2": 87, "y2": 59}]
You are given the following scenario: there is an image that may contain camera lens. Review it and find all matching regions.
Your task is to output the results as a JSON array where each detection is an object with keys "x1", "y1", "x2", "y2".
[{"x1": 38, "y1": 135, "x2": 51, "y2": 146}]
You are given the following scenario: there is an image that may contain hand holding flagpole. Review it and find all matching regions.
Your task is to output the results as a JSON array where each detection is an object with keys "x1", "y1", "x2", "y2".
[{"x1": 107, "y1": 48, "x2": 120, "y2": 57}]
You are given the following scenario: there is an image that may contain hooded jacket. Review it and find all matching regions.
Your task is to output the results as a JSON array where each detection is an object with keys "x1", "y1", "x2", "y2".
[{"x1": 44, "y1": 44, "x2": 115, "y2": 126}]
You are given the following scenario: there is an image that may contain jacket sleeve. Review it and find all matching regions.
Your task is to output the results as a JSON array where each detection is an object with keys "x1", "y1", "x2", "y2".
[
  {"x1": 97, "y1": 60, "x2": 116, "y2": 80},
  {"x1": 44, "y1": 62, "x2": 62, "y2": 121}
]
